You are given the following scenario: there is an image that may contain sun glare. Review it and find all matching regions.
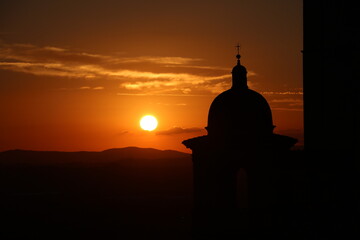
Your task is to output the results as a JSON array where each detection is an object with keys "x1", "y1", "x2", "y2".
[{"x1": 140, "y1": 115, "x2": 158, "y2": 131}]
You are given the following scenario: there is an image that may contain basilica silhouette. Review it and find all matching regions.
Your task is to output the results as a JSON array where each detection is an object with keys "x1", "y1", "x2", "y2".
[{"x1": 183, "y1": 49, "x2": 297, "y2": 238}]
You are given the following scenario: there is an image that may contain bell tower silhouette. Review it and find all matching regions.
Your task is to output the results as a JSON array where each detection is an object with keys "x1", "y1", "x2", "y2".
[{"x1": 182, "y1": 47, "x2": 297, "y2": 237}]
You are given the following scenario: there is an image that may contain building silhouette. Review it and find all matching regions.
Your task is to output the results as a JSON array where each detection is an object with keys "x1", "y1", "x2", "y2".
[
  {"x1": 183, "y1": 50, "x2": 297, "y2": 238},
  {"x1": 302, "y1": 1, "x2": 359, "y2": 239},
  {"x1": 303, "y1": 0, "x2": 359, "y2": 153},
  {"x1": 181, "y1": 1, "x2": 360, "y2": 237}
]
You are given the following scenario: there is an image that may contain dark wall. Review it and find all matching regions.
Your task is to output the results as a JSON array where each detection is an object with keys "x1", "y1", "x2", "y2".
[{"x1": 303, "y1": 0, "x2": 360, "y2": 152}]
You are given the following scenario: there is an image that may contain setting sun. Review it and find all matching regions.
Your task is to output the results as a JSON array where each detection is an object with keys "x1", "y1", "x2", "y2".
[{"x1": 140, "y1": 115, "x2": 158, "y2": 131}]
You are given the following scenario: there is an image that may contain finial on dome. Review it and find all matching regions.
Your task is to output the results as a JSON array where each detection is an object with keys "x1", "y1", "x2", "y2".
[
  {"x1": 235, "y1": 43, "x2": 241, "y2": 65},
  {"x1": 232, "y1": 43, "x2": 247, "y2": 89}
]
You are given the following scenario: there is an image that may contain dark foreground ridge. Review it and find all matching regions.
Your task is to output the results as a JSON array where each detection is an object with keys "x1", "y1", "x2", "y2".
[
  {"x1": 1, "y1": 149, "x2": 358, "y2": 239},
  {"x1": 0, "y1": 147, "x2": 193, "y2": 239}
]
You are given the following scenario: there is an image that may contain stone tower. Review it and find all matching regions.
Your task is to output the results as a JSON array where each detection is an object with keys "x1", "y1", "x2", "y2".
[{"x1": 182, "y1": 50, "x2": 297, "y2": 237}]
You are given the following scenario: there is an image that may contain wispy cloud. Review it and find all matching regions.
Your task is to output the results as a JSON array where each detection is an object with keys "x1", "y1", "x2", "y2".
[
  {"x1": 43, "y1": 46, "x2": 66, "y2": 52},
  {"x1": 119, "y1": 56, "x2": 202, "y2": 65},
  {"x1": 270, "y1": 98, "x2": 303, "y2": 103},
  {"x1": 79, "y1": 86, "x2": 104, "y2": 90},
  {"x1": 79, "y1": 86, "x2": 91, "y2": 89},
  {"x1": 261, "y1": 91, "x2": 303, "y2": 95},
  {"x1": 268, "y1": 97, "x2": 303, "y2": 111},
  {"x1": 0, "y1": 42, "x2": 306, "y2": 115},
  {"x1": 2, "y1": 42, "x2": 302, "y2": 100},
  {"x1": 120, "y1": 73, "x2": 230, "y2": 89},
  {"x1": 93, "y1": 86, "x2": 104, "y2": 90},
  {"x1": 0, "y1": 42, "x2": 235, "y2": 95}
]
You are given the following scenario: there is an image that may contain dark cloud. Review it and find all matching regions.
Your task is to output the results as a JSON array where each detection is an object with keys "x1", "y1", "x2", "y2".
[
  {"x1": 156, "y1": 127, "x2": 205, "y2": 135},
  {"x1": 116, "y1": 130, "x2": 129, "y2": 136}
]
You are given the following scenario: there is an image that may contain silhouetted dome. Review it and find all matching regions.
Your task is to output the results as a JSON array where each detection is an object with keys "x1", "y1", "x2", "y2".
[
  {"x1": 207, "y1": 88, "x2": 274, "y2": 144},
  {"x1": 206, "y1": 52, "x2": 274, "y2": 144},
  {"x1": 183, "y1": 50, "x2": 298, "y2": 151}
]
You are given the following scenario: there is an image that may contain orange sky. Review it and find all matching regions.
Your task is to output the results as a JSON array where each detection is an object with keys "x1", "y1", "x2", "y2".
[{"x1": 0, "y1": 0, "x2": 303, "y2": 153}]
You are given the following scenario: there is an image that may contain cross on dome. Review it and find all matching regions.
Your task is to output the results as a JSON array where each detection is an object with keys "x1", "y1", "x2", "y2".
[{"x1": 235, "y1": 43, "x2": 241, "y2": 64}]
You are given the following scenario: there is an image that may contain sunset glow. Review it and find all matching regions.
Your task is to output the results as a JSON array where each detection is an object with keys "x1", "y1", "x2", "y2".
[{"x1": 0, "y1": 0, "x2": 303, "y2": 152}]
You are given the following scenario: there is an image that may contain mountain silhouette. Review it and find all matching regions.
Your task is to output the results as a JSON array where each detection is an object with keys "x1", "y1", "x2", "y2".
[{"x1": 0, "y1": 147, "x2": 190, "y2": 166}]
